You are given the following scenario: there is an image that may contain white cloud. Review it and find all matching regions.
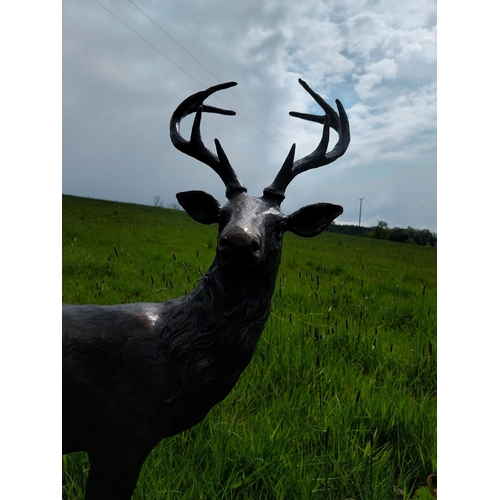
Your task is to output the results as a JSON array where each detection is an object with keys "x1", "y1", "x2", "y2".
[
  {"x1": 344, "y1": 12, "x2": 389, "y2": 58},
  {"x1": 354, "y1": 58, "x2": 398, "y2": 99}
]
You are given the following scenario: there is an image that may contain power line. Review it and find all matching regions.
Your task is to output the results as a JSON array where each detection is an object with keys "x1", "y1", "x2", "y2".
[
  {"x1": 93, "y1": 0, "x2": 206, "y2": 87},
  {"x1": 128, "y1": 0, "x2": 222, "y2": 84}
]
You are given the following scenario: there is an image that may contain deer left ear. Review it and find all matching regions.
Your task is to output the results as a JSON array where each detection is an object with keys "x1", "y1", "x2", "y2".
[
  {"x1": 176, "y1": 190, "x2": 221, "y2": 225},
  {"x1": 286, "y1": 203, "x2": 343, "y2": 237}
]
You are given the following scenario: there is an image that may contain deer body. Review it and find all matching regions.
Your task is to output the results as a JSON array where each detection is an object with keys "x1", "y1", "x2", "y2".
[{"x1": 63, "y1": 80, "x2": 350, "y2": 499}]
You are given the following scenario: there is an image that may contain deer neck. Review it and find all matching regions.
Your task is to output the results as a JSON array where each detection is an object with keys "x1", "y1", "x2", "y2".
[
  {"x1": 158, "y1": 256, "x2": 282, "y2": 400},
  {"x1": 190, "y1": 257, "x2": 280, "y2": 319}
]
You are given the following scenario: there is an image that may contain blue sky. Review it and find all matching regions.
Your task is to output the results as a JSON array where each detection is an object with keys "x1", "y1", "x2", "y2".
[{"x1": 62, "y1": 0, "x2": 437, "y2": 232}]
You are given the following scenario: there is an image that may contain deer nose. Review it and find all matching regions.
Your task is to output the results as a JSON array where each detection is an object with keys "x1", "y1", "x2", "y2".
[{"x1": 218, "y1": 227, "x2": 262, "y2": 265}]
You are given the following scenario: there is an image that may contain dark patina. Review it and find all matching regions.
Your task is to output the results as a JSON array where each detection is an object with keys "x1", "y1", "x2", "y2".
[{"x1": 62, "y1": 79, "x2": 350, "y2": 499}]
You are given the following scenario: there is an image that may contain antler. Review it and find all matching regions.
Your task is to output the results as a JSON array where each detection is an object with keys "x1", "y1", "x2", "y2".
[
  {"x1": 263, "y1": 79, "x2": 350, "y2": 202},
  {"x1": 170, "y1": 81, "x2": 247, "y2": 198}
]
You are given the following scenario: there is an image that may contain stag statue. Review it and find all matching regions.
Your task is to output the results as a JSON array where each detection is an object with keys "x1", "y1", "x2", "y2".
[{"x1": 62, "y1": 79, "x2": 350, "y2": 500}]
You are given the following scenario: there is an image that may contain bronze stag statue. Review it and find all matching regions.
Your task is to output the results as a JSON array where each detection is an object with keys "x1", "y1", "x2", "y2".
[{"x1": 62, "y1": 79, "x2": 350, "y2": 499}]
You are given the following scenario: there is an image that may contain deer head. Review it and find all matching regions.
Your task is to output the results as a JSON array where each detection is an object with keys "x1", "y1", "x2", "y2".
[{"x1": 170, "y1": 79, "x2": 350, "y2": 272}]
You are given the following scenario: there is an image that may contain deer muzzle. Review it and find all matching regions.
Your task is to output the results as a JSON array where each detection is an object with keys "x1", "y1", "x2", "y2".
[{"x1": 218, "y1": 226, "x2": 263, "y2": 268}]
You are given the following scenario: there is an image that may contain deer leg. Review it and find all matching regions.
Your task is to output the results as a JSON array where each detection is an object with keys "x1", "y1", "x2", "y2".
[{"x1": 84, "y1": 447, "x2": 151, "y2": 500}]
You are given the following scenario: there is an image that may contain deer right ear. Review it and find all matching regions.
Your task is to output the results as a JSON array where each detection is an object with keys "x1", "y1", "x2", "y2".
[
  {"x1": 176, "y1": 191, "x2": 221, "y2": 225},
  {"x1": 286, "y1": 202, "x2": 343, "y2": 237}
]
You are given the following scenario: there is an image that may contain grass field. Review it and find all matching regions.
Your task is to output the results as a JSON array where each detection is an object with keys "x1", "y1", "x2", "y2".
[{"x1": 62, "y1": 194, "x2": 437, "y2": 500}]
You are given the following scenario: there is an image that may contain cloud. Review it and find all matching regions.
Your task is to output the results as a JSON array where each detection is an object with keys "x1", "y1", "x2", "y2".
[
  {"x1": 62, "y1": 0, "x2": 437, "y2": 232},
  {"x1": 355, "y1": 58, "x2": 398, "y2": 99}
]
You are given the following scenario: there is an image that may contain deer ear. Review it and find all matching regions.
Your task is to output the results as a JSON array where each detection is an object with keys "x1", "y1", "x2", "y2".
[
  {"x1": 176, "y1": 191, "x2": 221, "y2": 225},
  {"x1": 286, "y1": 203, "x2": 343, "y2": 237}
]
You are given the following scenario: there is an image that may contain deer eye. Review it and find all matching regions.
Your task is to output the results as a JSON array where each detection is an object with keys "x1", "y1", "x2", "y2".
[{"x1": 274, "y1": 219, "x2": 286, "y2": 234}]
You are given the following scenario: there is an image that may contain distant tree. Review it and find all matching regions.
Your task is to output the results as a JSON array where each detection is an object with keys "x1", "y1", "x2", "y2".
[
  {"x1": 328, "y1": 221, "x2": 436, "y2": 246},
  {"x1": 419, "y1": 229, "x2": 437, "y2": 247},
  {"x1": 153, "y1": 196, "x2": 164, "y2": 208},
  {"x1": 327, "y1": 223, "x2": 371, "y2": 237},
  {"x1": 405, "y1": 226, "x2": 418, "y2": 244},
  {"x1": 168, "y1": 203, "x2": 180, "y2": 210},
  {"x1": 370, "y1": 221, "x2": 390, "y2": 240},
  {"x1": 389, "y1": 227, "x2": 408, "y2": 243}
]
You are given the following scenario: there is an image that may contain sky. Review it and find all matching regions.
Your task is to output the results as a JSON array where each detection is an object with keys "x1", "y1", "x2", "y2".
[{"x1": 62, "y1": 0, "x2": 437, "y2": 232}]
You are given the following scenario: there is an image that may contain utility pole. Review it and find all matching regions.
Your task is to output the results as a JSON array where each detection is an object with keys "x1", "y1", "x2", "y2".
[{"x1": 358, "y1": 198, "x2": 364, "y2": 236}]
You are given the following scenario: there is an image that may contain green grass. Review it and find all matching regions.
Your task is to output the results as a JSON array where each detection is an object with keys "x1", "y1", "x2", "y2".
[{"x1": 62, "y1": 195, "x2": 437, "y2": 500}]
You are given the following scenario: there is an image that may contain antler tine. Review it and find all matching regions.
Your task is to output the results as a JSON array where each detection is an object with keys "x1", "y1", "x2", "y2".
[
  {"x1": 263, "y1": 79, "x2": 350, "y2": 202},
  {"x1": 291, "y1": 79, "x2": 341, "y2": 132},
  {"x1": 170, "y1": 81, "x2": 247, "y2": 198}
]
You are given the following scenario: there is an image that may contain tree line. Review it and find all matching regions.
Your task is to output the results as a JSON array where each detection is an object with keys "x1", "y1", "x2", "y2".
[{"x1": 327, "y1": 221, "x2": 437, "y2": 247}]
